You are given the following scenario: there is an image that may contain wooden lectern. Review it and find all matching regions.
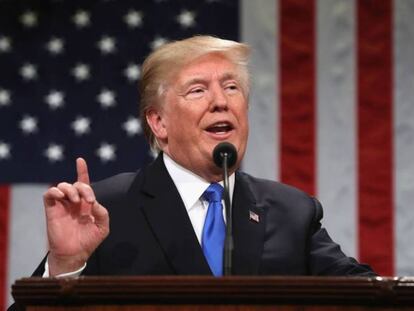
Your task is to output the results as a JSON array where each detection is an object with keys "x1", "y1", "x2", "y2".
[{"x1": 12, "y1": 276, "x2": 414, "y2": 310}]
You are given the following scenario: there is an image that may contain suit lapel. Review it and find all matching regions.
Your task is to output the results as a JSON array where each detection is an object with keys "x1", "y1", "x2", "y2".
[
  {"x1": 232, "y1": 172, "x2": 265, "y2": 275},
  {"x1": 128, "y1": 154, "x2": 211, "y2": 275}
]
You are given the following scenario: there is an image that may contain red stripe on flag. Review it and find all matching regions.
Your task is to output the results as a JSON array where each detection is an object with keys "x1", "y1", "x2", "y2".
[
  {"x1": 357, "y1": 0, "x2": 394, "y2": 275},
  {"x1": 279, "y1": 0, "x2": 316, "y2": 195},
  {"x1": 0, "y1": 186, "x2": 10, "y2": 310}
]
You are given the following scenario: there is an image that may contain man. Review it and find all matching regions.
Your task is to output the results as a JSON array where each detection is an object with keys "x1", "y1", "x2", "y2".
[{"x1": 35, "y1": 35, "x2": 375, "y2": 278}]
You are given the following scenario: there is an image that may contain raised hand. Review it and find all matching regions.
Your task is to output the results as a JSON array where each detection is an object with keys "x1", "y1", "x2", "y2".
[{"x1": 43, "y1": 158, "x2": 109, "y2": 276}]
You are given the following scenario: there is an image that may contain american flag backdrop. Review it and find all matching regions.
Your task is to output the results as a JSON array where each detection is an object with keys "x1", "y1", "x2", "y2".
[{"x1": 1, "y1": 0, "x2": 414, "y2": 309}]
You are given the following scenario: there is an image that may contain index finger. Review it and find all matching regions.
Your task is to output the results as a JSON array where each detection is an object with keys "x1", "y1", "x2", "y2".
[{"x1": 76, "y1": 157, "x2": 90, "y2": 185}]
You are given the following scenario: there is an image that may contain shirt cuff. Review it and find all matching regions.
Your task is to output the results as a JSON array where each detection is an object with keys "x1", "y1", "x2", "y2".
[{"x1": 43, "y1": 257, "x2": 87, "y2": 278}]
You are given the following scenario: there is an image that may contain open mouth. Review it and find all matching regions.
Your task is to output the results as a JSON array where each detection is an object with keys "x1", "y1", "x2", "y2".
[{"x1": 205, "y1": 122, "x2": 234, "y2": 135}]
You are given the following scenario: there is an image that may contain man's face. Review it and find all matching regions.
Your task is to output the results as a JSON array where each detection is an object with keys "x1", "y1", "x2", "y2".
[{"x1": 149, "y1": 53, "x2": 249, "y2": 182}]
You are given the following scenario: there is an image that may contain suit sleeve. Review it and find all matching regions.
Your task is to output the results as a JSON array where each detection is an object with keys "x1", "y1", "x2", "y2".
[{"x1": 307, "y1": 198, "x2": 377, "y2": 276}]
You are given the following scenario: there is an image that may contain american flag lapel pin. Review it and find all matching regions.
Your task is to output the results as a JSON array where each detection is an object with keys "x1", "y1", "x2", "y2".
[{"x1": 249, "y1": 210, "x2": 260, "y2": 223}]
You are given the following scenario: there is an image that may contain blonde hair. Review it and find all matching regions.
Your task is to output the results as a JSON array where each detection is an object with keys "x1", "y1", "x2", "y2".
[{"x1": 139, "y1": 35, "x2": 251, "y2": 151}]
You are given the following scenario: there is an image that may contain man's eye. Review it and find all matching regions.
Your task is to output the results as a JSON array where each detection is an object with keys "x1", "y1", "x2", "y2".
[
  {"x1": 184, "y1": 87, "x2": 206, "y2": 99},
  {"x1": 190, "y1": 88, "x2": 204, "y2": 94},
  {"x1": 225, "y1": 84, "x2": 239, "y2": 92}
]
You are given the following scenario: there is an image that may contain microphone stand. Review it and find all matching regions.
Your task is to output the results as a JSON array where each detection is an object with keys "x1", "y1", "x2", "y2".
[
  {"x1": 222, "y1": 153, "x2": 233, "y2": 276},
  {"x1": 213, "y1": 142, "x2": 237, "y2": 276}
]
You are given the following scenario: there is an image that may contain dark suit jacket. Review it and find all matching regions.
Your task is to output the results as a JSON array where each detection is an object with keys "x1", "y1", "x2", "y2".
[{"x1": 33, "y1": 153, "x2": 374, "y2": 277}]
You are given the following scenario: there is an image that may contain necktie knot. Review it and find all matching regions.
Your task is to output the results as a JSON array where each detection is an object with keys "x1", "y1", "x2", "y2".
[{"x1": 203, "y1": 183, "x2": 223, "y2": 203}]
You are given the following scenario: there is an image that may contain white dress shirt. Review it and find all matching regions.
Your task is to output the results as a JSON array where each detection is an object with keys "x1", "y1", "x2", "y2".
[
  {"x1": 163, "y1": 153, "x2": 235, "y2": 244},
  {"x1": 44, "y1": 153, "x2": 235, "y2": 277}
]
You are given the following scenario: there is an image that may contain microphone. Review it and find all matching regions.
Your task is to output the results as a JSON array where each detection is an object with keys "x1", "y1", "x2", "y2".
[
  {"x1": 213, "y1": 142, "x2": 237, "y2": 169},
  {"x1": 212, "y1": 142, "x2": 237, "y2": 276}
]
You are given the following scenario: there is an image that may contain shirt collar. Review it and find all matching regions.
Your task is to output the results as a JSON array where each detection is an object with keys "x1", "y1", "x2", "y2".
[{"x1": 163, "y1": 153, "x2": 235, "y2": 212}]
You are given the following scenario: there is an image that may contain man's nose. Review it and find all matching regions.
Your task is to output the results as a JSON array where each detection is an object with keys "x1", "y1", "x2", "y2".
[{"x1": 210, "y1": 85, "x2": 228, "y2": 111}]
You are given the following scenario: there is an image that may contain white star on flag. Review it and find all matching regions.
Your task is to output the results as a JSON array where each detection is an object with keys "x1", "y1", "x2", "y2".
[
  {"x1": 20, "y1": 63, "x2": 38, "y2": 81},
  {"x1": 122, "y1": 116, "x2": 142, "y2": 136},
  {"x1": 124, "y1": 10, "x2": 143, "y2": 28},
  {"x1": 0, "y1": 36, "x2": 12, "y2": 53},
  {"x1": 72, "y1": 10, "x2": 91, "y2": 28},
  {"x1": 96, "y1": 142, "x2": 116, "y2": 162},
  {"x1": 44, "y1": 143, "x2": 64, "y2": 162},
  {"x1": 97, "y1": 89, "x2": 116, "y2": 108},
  {"x1": 176, "y1": 10, "x2": 196, "y2": 28},
  {"x1": 45, "y1": 90, "x2": 65, "y2": 110},
  {"x1": 124, "y1": 63, "x2": 140, "y2": 82},
  {"x1": 97, "y1": 36, "x2": 116, "y2": 54},
  {"x1": 20, "y1": 11, "x2": 38, "y2": 28},
  {"x1": 71, "y1": 63, "x2": 91, "y2": 81},
  {"x1": 71, "y1": 116, "x2": 91, "y2": 136},
  {"x1": 0, "y1": 142, "x2": 11, "y2": 160},
  {"x1": 19, "y1": 115, "x2": 38, "y2": 134},
  {"x1": 46, "y1": 37, "x2": 64, "y2": 55},
  {"x1": 150, "y1": 36, "x2": 168, "y2": 50},
  {"x1": 0, "y1": 89, "x2": 11, "y2": 106}
]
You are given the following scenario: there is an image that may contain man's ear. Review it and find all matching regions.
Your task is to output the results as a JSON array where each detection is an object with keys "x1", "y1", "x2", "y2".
[{"x1": 146, "y1": 108, "x2": 168, "y2": 140}]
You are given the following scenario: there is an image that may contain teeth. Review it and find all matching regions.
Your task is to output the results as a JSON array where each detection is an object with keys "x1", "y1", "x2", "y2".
[
  {"x1": 213, "y1": 122, "x2": 230, "y2": 127},
  {"x1": 206, "y1": 122, "x2": 233, "y2": 134}
]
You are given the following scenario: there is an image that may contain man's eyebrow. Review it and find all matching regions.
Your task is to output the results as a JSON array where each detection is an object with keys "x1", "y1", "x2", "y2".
[
  {"x1": 219, "y1": 72, "x2": 239, "y2": 83},
  {"x1": 181, "y1": 78, "x2": 207, "y2": 90},
  {"x1": 180, "y1": 72, "x2": 240, "y2": 90}
]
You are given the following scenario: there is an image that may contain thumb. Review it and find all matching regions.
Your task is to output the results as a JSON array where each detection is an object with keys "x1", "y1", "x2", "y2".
[
  {"x1": 91, "y1": 201, "x2": 109, "y2": 233},
  {"x1": 76, "y1": 157, "x2": 90, "y2": 185}
]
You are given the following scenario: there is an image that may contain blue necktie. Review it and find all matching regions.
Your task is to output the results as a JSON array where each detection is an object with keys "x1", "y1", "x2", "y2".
[{"x1": 202, "y1": 183, "x2": 225, "y2": 276}]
